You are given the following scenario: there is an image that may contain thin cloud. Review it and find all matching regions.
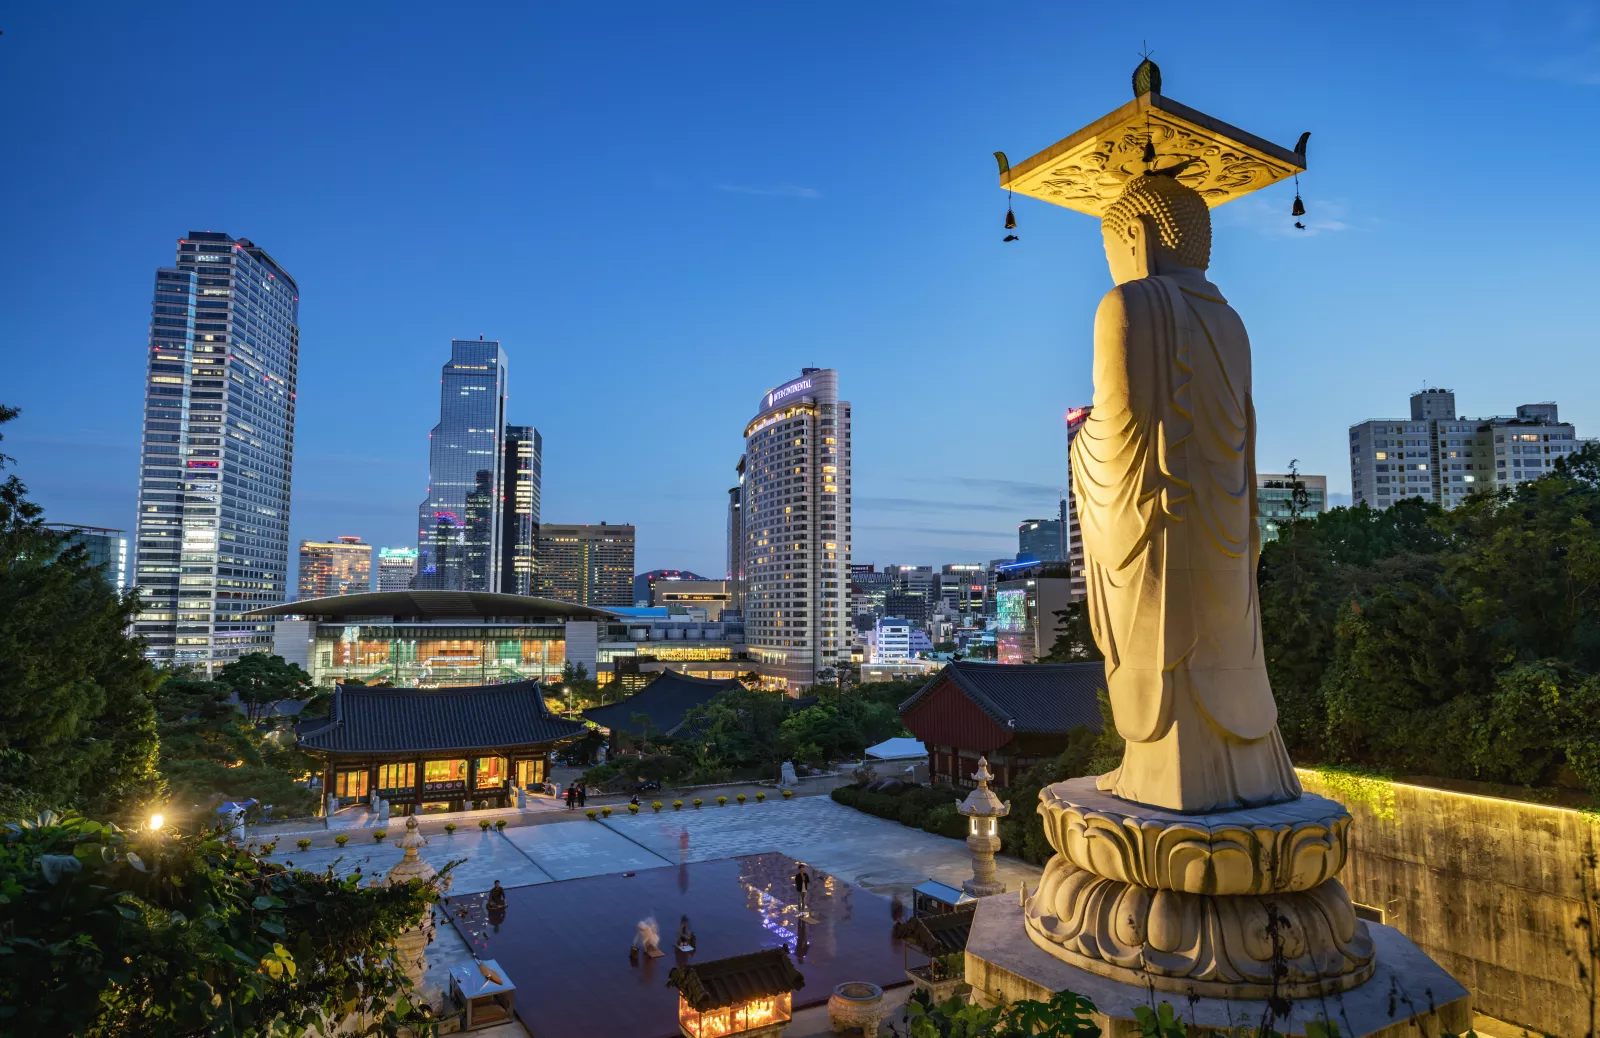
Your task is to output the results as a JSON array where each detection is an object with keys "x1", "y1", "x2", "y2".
[
  {"x1": 857, "y1": 523, "x2": 1014, "y2": 540},
  {"x1": 1220, "y1": 195, "x2": 1354, "y2": 239},
  {"x1": 854, "y1": 495, "x2": 1016, "y2": 514},
  {"x1": 716, "y1": 183, "x2": 821, "y2": 200}
]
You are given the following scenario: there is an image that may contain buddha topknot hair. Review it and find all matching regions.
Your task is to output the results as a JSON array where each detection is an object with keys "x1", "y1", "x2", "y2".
[{"x1": 1101, "y1": 173, "x2": 1212, "y2": 270}]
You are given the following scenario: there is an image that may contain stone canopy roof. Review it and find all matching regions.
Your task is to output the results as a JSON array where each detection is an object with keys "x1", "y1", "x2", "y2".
[
  {"x1": 667, "y1": 948, "x2": 805, "y2": 1012},
  {"x1": 899, "y1": 661, "x2": 1105, "y2": 735},
  {"x1": 297, "y1": 679, "x2": 587, "y2": 756}
]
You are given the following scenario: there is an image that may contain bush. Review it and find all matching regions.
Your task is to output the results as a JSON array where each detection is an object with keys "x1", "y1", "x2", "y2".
[
  {"x1": 586, "y1": 809, "x2": 598, "y2": 819},
  {"x1": 601, "y1": 806, "x2": 612, "y2": 818},
  {"x1": 334, "y1": 833, "x2": 349, "y2": 847},
  {"x1": 693, "y1": 798, "x2": 703, "y2": 808},
  {"x1": 673, "y1": 800, "x2": 683, "y2": 810},
  {"x1": 782, "y1": 789, "x2": 793, "y2": 799},
  {"x1": 652, "y1": 801, "x2": 663, "y2": 812},
  {"x1": 736, "y1": 794, "x2": 747, "y2": 804},
  {"x1": 479, "y1": 819, "x2": 491, "y2": 831},
  {"x1": 444, "y1": 823, "x2": 457, "y2": 834},
  {"x1": 495, "y1": 819, "x2": 506, "y2": 831},
  {"x1": 372, "y1": 829, "x2": 387, "y2": 843},
  {"x1": 716, "y1": 796, "x2": 728, "y2": 806},
  {"x1": 628, "y1": 803, "x2": 639, "y2": 814},
  {"x1": 297, "y1": 838, "x2": 311, "y2": 851},
  {"x1": 755, "y1": 792, "x2": 766, "y2": 802}
]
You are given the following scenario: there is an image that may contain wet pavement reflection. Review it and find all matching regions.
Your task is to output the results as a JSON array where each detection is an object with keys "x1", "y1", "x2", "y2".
[{"x1": 443, "y1": 851, "x2": 906, "y2": 1038}]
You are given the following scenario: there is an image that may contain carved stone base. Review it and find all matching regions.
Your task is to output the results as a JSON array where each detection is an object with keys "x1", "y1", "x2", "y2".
[{"x1": 1024, "y1": 856, "x2": 1375, "y2": 998}]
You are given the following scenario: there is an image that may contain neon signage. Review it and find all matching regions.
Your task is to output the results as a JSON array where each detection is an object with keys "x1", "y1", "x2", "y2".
[{"x1": 762, "y1": 377, "x2": 813, "y2": 412}]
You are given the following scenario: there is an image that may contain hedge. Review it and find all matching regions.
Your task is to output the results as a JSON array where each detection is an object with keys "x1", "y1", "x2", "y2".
[{"x1": 830, "y1": 784, "x2": 967, "y2": 840}]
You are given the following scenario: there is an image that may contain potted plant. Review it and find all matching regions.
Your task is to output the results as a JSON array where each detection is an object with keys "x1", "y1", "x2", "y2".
[
  {"x1": 652, "y1": 801, "x2": 663, "y2": 812},
  {"x1": 297, "y1": 838, "x2": 312, "y2": 851},
  {"x1": 586, "y1": 808, "x2": 598, "y2": 819},
  {"x1": 755, "y1": 792, "x2": 766, "y2": 802},
  {"x1": 445, "y1": 822, "x2": 457, "y2": 834},
  {"x1": 736, "y1": 794, "x2": 747, "y2": 804},
  {"x1": 260, "y1": 842, "x2": 277, "y2": 854},
  {"x1": 373, "y1": 830, "x2": 387, "y2": 843},
  {"x1": 692, "y1": 798, "x2": 703, "y2": 809},
  {"x1": 334, "y1": 834, "x2": 349, "y2": 847},
  {"x1": 628, "y1": 803, "x2": 639, "y2": 814},
  {"x1": 717, "y1": 796, "x2": 728, "y2": 807},
  {"x1": 495, "y1": 819, "x2": 507, "y2": 831},
  {"x1": 782, "y1": 789, "x2": 794, "y2": 799},
  {"x1": 601, "y1": 806, "x2": 613, "y2": 818},
  {"x1": 673, "y1": 800, "x2": 684, "y2": 810},
  {"x1": 479, "y1": 818, "x2": 491, "y2": 831}
]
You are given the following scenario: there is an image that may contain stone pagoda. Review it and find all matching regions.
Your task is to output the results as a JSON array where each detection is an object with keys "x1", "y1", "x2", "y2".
[
  {"x1": 956, "y1": 757, "x2": 1010, "y2": 897},
  {"x1": 963, "y1": 60, "x2": 1471, "y2": 1036}
]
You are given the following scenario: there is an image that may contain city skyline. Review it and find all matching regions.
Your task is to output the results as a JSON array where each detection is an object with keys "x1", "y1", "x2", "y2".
[{"x1": 4, "y1": 6, "x2": 1599, "y2": 580}]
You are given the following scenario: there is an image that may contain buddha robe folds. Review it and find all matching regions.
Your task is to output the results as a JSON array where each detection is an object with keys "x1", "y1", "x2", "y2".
[{"x1": 1071, "y1": 269, "x2": 1300, "y2": 813}]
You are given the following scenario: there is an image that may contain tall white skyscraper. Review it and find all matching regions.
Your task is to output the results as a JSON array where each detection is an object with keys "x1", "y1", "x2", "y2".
[
  {"x1": 414, "y1": 338, "x2": 508, "y2": 591},
  {"x1": 741, "y1": 368, "x2": 852, "y2": 689},
  {"x1": 377, "y1": 546, "x2": 419, "y2": 591},
  {"x1": 132, "y1": 232, "x2": 299, "y2": 673}
]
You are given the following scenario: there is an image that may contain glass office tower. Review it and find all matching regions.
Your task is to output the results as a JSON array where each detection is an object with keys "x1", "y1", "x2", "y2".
[
  {"x1": 132, "y1": 232, "x2": 299, "y2": 673},
  {"x1": 501, "y1": 425, "x2": 542, "y2": 596},
  {"x1": 415, "y1": 338, "x2": 508, "y2": 591}
]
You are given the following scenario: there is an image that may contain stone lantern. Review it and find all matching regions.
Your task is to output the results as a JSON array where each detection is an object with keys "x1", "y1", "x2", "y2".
[
  {"x1": 384, "y1": 815, "x2": 440, "y2": 989},
  {"x1": 956, "y1": 757, "x2": 1010, "y2": 897}
]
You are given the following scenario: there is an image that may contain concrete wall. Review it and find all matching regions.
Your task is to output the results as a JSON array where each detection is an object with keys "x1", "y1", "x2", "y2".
[{"x1": 1299, "y1": 769, "x2": 1600, "y2": 1038}]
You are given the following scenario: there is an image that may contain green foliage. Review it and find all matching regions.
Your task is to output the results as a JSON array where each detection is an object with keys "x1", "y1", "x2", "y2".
[
  {"x1": 1038, "y1": 599, "x2": 1102, "y2": 664},
  {"x1": 904, "y1": 986, "x2": 1101, "y2": 1038},
  {"x1": 830, "y1": 784, "x2": 967, "y2": 840},
  {"x1": 0, "y1": 810, "x2": 444, "y2": 1037},
  {"x1": 1305, "y1": 765, "x2": 1397, "y2": 822},
  {"x1": 1259, "y1": 450, "x2": 1600, "y2": 794},
  {"x1": 149, "y1": 671, "x2": 319, "y2": 818},
  {"x1": 218, "y1": 653, "x2": 313, "y2": 725},
  {"x1": 0, "y1": 407, "x2": 162, "y2": 822}
]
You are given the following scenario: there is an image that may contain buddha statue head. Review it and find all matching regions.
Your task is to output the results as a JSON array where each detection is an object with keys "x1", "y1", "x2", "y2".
[{"x1": 1101, "y1": 172, "x2": 1212, "y2": 285}]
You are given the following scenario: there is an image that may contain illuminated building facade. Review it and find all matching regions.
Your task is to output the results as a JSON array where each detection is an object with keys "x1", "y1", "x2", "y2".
[
  {"x1": 537, "y1": 522, "x2": 635, "y2": 608},
  {"x1": 634, "y1": 568, "x2": 709, "y2": 608},
  {"x1": 377, "y1": 546, "x2": 418, "y2": 591},
  {"x1": 258, "y1": 590, "x2": 609, "y2": 688},
  {"x1": 45, "y1": 523, "x2": 128, "y2": 591},
  {"x1": 993, "y1": 561, "x2": 1074, "y2": 663},
  {"x1": 297, "y1": 535, "x2": 373, "y2": 599},
  {"x1": 1064, "y1": 406, "x2": 1091, "y2": 599},
  {"x1": 501, "y1": 425, "x2": 541, "y2": 596},
  {"x1": 415, "y1": 338, "x2": 507, "y2": 592},
  {"x1": 742, "y1": 368, "x2": 852, "y2": 689},
  {"x1": 132, "y1": 231, "x2": 299, "y2": 673}
]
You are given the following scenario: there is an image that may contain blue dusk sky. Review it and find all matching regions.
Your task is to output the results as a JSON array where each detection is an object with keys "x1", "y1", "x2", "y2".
[{"x1": 2, "y1": 3, "x2": 1598, "y2": 578}]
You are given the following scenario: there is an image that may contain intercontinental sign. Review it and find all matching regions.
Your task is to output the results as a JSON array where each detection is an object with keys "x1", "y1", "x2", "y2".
[{"x1": 761, "y1": 376, "x2": 813, "y2": 413}]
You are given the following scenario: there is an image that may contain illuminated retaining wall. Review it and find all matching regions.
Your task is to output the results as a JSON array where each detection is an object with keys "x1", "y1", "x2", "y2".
[{"x1": 1298, "y1": 768, "x2": 1599, "y2": 1036}]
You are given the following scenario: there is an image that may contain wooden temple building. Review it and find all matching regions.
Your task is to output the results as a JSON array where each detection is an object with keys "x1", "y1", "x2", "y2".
[
  {"x1": 297, "y1": 679, "x2": 587, "y2": 814},
  {"x1": 898, "y1": 661, "x2": 1105, "y2": 788},
  {"x1": 583, "y1": 671, "x2": 743, "y2": 755}
]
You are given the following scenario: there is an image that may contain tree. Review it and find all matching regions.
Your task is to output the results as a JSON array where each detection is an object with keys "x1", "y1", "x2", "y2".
[
  {"x1": 1037, "y1": 600, "x2": 1102, "y2": 664},
  {"x1": 219, "y1": 653, "x2": 313, "y2": 725},
  {"x1": 0, "y1": 406, "x2": 161, "y2": 823},
  {"x1": 0, "y1": 810, "x2": 443, "y2": 1037}
]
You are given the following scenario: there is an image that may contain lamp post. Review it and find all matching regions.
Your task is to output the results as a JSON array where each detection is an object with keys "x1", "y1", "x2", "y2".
[{"x1": 956, "y1": 757, "x2": 1010, "y2": 897}]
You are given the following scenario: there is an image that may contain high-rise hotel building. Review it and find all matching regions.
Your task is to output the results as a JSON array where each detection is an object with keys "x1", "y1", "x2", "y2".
[
  {"x1": 415, "y1": 338, "x2": 509, "y2": 591},
  {"x1": 741, "y1": 368, "x2": 852, "y2": 689},
  {"x1": 501, "y1": 425, "x2": 542, "y2": 596},
  {"x1": 133, "y1": 232, "x2": 299, "y2": 673},
  {"x1": 537, "y1": 523, "x2": 635, "y2": 608},
  {"x1": 297, "y1": 535, "x2": 372, "y2": 599}
]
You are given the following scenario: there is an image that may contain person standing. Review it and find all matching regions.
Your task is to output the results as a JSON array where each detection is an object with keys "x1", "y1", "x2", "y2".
[
  {"x1": 577, "y1": 784, "x2": 587, "y2": 809},
  {"x1": 793, "y1": 863, "x2": 812, "y2": 915},
  {"x1": 565, "y1": 785, "x2": 576, "y2": 811}
]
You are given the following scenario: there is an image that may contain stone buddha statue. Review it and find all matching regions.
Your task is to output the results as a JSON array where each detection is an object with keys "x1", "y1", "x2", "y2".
[{"x1": 1071, "y1": 170, "x2": 1300, "y2": 813}]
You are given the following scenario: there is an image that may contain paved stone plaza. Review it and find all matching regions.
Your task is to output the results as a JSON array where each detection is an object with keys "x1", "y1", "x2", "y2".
[{"x1": 602, "y1": 795, "x2": 1041, "y2": 899}]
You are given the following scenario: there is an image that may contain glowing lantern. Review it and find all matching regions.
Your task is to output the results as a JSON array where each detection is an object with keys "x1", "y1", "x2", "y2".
[
  {"x1": 956, "y1": 756, "x2": 1011, "y2": 897},
  {"x1": 669, "y1": 948, "x2": 803, "y2": 1038}
]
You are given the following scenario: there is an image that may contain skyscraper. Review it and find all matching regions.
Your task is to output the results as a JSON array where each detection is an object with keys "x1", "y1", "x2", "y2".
[
  {"x1": 1064, "y1": 405, "x2": 1091, "y2": 600},
  {"x1": 501, "y1": 425, "x2": 541, "y2": 596},
  {"x1": 132, "y1": 232, "x2": 299, "y2": 673},
  {"x1": 537, "y1": 523, "x2": 635, "y2": 607},
  {"x1": 377, "y1": 546, "x2": 419, "y2": 591},
  {"x1": 297, "y1": 536, "x2": 373, "y2": 599},
  {"x1": 1349, "y1": 390, "x2": 1582, "y2": 510},
  {"x1": 1017, "y1": 514, "x2": 1065, "y2": 564},
  {"x1": 742, "y1": 368, "x2": 852, "y2": 689},
  {"x1": 415, "y1": 338, "x2": 508, "y2": 591},
  {"x1": 727, "y1": 455, "x2": 746, "y2": 614},
  {"x1": 45, "y1": 524, "x2": 128, "y2": 591}
]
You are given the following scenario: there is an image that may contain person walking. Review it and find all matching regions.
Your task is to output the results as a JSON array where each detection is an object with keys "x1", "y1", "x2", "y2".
[
  {"x1": 565, "y1": 785, "x2": 576, "y2": 811},
  {"x1": 793, "y1": 863, "x2": 812, "y2": 916},
  {"x1": 577, "y1": 783, "x2": 587, "y2": 809}
]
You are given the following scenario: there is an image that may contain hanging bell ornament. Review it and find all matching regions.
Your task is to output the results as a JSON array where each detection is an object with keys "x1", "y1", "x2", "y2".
[
  {"x1": 1004, "y1": 208, "x2": 1016, "y2": 230},
  {"x1": 1142, "y1": 139, "x2": 1156, "y2": 164},
  {"x1": 1291, "y1": 194, "x2": 1306, "y2": 217}
]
